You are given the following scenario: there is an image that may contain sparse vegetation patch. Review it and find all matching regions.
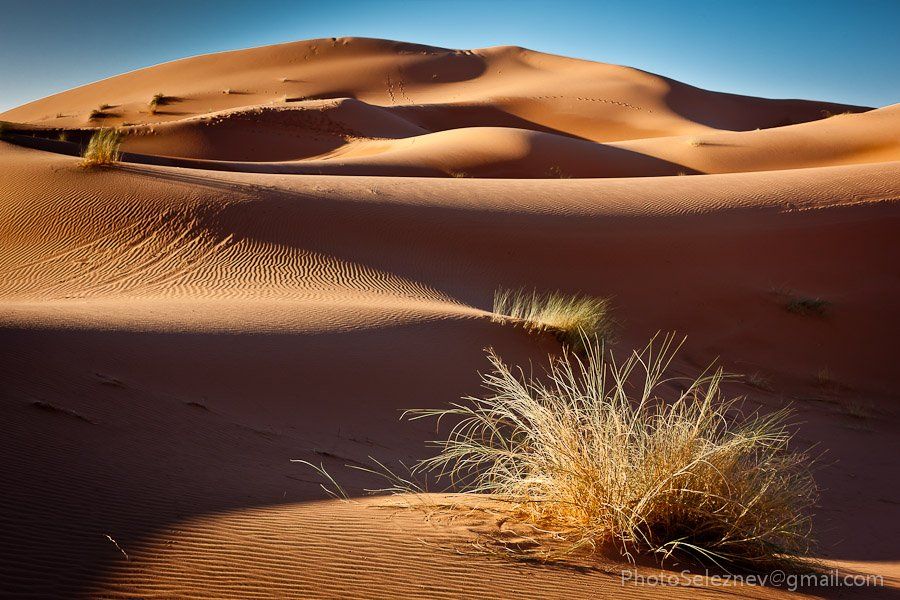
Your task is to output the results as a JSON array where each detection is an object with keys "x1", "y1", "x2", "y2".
[
  {"x1": 88, "y1": 107, "x2": 114, "y2": 121},
  {"x1": 786, "y1": 296, "x2": 829, "y2": 317},
  {"x1": 492, "y1": 288, "x2": 613, "y2": 351},
  {"x1": 744, "y1": 371, "x2": 774, "y2": 391},
  {"x1": 148, "y1": 93, "x2": 171, "y2": 114},
  {"x1": 82, "y1": 128, "x2": 123, "y2": 167},
  {"x1": 402, "y1": 335, "x2": 819, "y2": 568}
]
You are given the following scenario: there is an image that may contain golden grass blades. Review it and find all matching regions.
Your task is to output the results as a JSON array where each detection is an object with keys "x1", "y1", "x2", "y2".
[
  {"x1": 82, "y1": 128, "x2": 123, "y2": 167},
  {"x1": 404, "y1": 333, "x2": 818, "y2": 570},
  {"x1": 492, "y1": 288, "x2": 613, "y2": 352}
]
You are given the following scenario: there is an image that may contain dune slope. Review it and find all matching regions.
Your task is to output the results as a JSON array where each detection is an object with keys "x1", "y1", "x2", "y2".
[
  {"x1": 1, "y1": 37, "x2": 899, "y2": 599},
  {"x1": 3, "y1": 36, "x2": 886, "y2": 179}
]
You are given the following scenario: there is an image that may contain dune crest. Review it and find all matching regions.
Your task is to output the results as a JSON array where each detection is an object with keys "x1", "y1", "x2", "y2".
[
  {"x1": 4, "y1": 36, "x2": 889, "y2": 179},
  {"x1": 1, "y1": 37, "x2": 899, "y2": 599}
]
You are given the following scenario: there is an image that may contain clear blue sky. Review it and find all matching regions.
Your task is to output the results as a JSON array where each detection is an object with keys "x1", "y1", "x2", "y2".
[{"x1": 1, "y1": 0, "x2": 898, "y2": 112}]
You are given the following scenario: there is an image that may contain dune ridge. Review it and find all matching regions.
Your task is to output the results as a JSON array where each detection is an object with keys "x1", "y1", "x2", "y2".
[
  {"x1": 1, "y1": 37, "x2": 899, "y2": 599},
  {"x1": 4, "y1": 36, "x2": 889, "y2": 179}
]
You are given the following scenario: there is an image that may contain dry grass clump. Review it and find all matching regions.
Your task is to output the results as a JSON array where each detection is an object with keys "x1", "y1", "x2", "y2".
[
  {"x1": 406, "y1": 335, "x2": 818, "y2": 568},
  {"x1": 88, "y1": 108, "x2": 112, "y2": 121},
  {"x1": 843, "y1": 399, "x2": 871, "y2": 421},
  {"x1": 82, "y1": 128, "x2": 123, "y2": 167},
  {"x1": 492, "y1": 288, "x2": 613, "y2": 351},
  {"x1": 786, "y1": 296, "x2": 829, "y2": 317},
  {"x1": 744, "y1": 371, "x2": 774, "y2": 391},
  {"x1": 148, "y1": 93, "x2": 169, "y2": 114},
  {"x1": 547, "y1": 165, "x2": 569, "y2": 178}
]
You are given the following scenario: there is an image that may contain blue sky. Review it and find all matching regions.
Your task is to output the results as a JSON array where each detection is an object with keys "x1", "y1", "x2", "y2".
[{"x1": 1, "y1": 0, "x2": 898, "y2": 112}]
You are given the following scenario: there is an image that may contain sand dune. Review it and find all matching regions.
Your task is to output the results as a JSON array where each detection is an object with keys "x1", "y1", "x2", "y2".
[
  {"x1": 3, "y1": 37, "x2": 886, "y2": 179},
  {"x1": 4, "y1": 38, "x2": 865, "y2": 139},
  {"x1": 614, "y1": 104, "x2": 900, "y2": 174},
  {"x1": 1, "y1": 37, "x2": 899, "y2": 598}
]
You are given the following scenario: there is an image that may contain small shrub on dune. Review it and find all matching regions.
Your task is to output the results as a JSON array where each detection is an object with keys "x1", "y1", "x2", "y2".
[
  {"x1": 406, "y1": 335, "x2": 818, "y2": 569},
  {"x1": 82, "y1": 128, "x2": 123, "y2": 167},
  {"x1": 148, "y1": 94, "x2": 163, "y2": 114},
  {"x1": 786, "y1": 296, "x2": 829, "y2": 317},
  {"x1": 547, "y1": 165, "x2": 569, "y2": 178},
  {"x1": 148, "y1": 93, "x2": 174, "y2": 114},
  {"x1": 492, "y1": 288, "x2": 613, "y2": 352},
  {"x1": 744, "y1": 371, "x2": 774, "y2": 391}
]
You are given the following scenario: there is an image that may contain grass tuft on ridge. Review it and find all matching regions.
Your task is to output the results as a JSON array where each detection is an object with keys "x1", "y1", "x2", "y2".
[
  {"x1": 492, "y1": 288, "x2": 613, "y2": 352},
  {"x1": 82, "y1": 128, "x2": 123, "y2": 167}
]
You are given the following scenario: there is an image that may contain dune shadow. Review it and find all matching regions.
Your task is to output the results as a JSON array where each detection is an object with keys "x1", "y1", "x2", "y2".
[
  {"x1": 661, "y1": 77, "x2": 871, "y2": 131},
  {"x1": 293, "y1": 91, "x2": 359, "y2": 101},
  {"x1": 389, "y1": 102, "x2": 593, "y2": 141},
  {"x1": 399, "y1": 49, "x2": 488, "y2": 84},
  {"x1": 87, "y1": 111, "x2": 119, "y2": 120},
  {"x1": 0, "y1": 318, "x2": 540, "y2": 597},
  {"x1": 147, "y1": 109, "x2": 193, "y2": 116},
  {"x1": 6, "y1": 128, "x2": 700, "y2": 177},
  {"x1": 151, "y1": 95, "x2": 182, "y2": 104},
  {"x1": 688, "y1": 141, "x2": 741, "y2": 148}
]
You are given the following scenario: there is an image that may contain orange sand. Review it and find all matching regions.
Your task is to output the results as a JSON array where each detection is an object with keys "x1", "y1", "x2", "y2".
[{"x1": 1, "y1": 37, "x2": 898, "y2": 598}]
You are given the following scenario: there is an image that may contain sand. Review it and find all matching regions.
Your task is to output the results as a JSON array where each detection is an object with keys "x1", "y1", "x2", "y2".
[{"x1": 1, "y1": 37, "x2": 898, "y2": 598}]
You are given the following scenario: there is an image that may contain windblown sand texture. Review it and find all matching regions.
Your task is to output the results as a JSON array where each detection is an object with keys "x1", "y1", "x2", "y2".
[{"x1": 1, "y1": 37, "x2": 898, "y2": 598}]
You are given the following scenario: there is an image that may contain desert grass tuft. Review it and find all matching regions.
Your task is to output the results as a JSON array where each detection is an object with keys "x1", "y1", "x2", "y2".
[
  {"x1": 744, "y1": 371, "x2": 774, "y2": 391},
  {"x1": 148, "y1": 93, "x2": 168, "y2": 114},
  {"x1": 547, "y1": 165, "x2": 569, "y2": 178},
  {"x1": 88, "y1": 108, "x2": 113, "y2": 121},
  {"x1": 843, "y1": 399, "x2": 870, "y2": 421},
  {"x1": 404, "y1": 335, "x2": 818, "y2": 569},
  {"x1": 786, "y1": 296, "x2": 829, "y2": 317},
  {"x1": 492, "y1": 288, "x2": 613, "y2": 351},
  {"x1": 82, "y1": 128, "x2": 123, "y2": 167}
]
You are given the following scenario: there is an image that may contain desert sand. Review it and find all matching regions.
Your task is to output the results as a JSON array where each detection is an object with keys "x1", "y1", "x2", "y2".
[{"x1": 1, "y1": 37, "x2": 899, "y2": 598}]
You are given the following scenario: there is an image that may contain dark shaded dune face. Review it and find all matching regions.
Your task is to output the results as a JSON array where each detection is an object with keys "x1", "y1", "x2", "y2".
[
  {"x1": 662, "y1": 78, "x2": 872, "y2": 131},
  {"x1": 120, "y1": 100, "x2": 430, "y2": 162},
  {"x1": 389, "y1": 102, "x2": 595, "y2": 139},
  {"x1": 399, "y1": 48, "x2": 489, "y2": 84}
]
